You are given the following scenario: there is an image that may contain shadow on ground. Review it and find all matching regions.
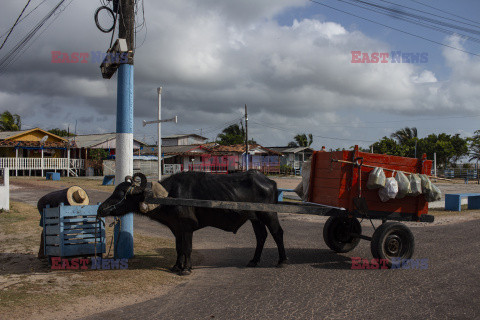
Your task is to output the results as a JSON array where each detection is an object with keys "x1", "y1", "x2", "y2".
[{"x1": 191, "y1": 247, "x2": 352, "y2": 270}]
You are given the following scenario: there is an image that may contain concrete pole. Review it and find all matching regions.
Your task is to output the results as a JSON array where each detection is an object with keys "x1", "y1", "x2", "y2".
[
  {"x1": 114, "y1": 64, "x2": 134, "y2": 259},
  {"x1": 113, "y1": 0, "x2": 135, "y2": 259},
  {"x1": 158, "y1": 87, "x2": 162, "y2": 181}
]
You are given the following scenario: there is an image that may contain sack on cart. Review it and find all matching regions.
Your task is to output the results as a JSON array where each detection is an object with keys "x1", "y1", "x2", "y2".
[{"x1": 367, "y1": 167, "x2": 386, "y2": 189}]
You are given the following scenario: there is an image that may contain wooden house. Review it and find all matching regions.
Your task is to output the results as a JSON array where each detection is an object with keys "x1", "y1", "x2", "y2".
[{"x1": 0, "y1": 128, "x2": 82, "y2": 176}]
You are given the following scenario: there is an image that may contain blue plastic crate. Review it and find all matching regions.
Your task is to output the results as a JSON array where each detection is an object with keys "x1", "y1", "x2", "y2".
[{"x1": 43, "y1": 204, "x2": 106, "y2": 257}]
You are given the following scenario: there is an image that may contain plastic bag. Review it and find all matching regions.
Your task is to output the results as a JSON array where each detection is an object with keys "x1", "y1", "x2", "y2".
[
  {"x1": 367, "y1": 167, "x2": 386, "y2": 189},
  {"x1": 395, "y1": 171, "x2": 411, "y2": 199},
  {"x1": 378, "y1": 177, "x2": 398, "y2": 202},
  {"x1": 294, "y1": 160, "x2": 311, "y2": 201},
  {"x1": 419, "y1": 174, "x2": 432, "y2": 193},
  {"x1": 425, "y1": 183, "x2": 442, "y2": 202},
  {"x1": 408, "y1": 174, "x2": 422, "y2": 196}
]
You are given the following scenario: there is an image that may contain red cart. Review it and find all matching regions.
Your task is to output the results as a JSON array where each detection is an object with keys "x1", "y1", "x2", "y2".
[{"x1": 308, "y1": 145, "x2": 433, "y2": 264}]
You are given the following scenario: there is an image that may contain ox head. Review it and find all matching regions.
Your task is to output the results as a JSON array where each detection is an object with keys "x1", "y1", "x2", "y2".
[{"x1": 97, "y1": 173, "x2": 148, "y2": 217}]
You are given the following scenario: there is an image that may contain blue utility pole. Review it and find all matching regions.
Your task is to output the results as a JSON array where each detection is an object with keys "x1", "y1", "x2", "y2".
[{"x1": 114, "y1": 0, "x2": 135, "y2": 259}]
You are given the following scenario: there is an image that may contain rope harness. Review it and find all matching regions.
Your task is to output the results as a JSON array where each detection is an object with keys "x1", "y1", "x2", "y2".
[{"x1": 94, "y1": 184, "x2": 134, "y2": 261}]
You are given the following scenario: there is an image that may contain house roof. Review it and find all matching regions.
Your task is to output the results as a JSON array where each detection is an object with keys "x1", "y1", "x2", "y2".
[
  {"x1": 69, "y1": 133, "x2": 147, "y2": 148},
  {"x1": 0, "y1": 128, "x2": 71, "y2": 148},
  {"x1": 0, "y1": 128, "x2": 68, "y2": 142},
  {"x1": 268, "y1": 146, "x2": 315, "y2": 154},
  {"x1": 210, "y1": 144, "x2": 282, "y2": 156},
  {"x1": 161, "y1": 145, "x2": 208, "y2": 155},
  {"x1": 163, "y1": 134, "x2": 207, "y2": 140}
]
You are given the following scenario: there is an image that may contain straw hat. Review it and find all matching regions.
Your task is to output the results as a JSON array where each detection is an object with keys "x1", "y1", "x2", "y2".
[{"x1": 66, "y1": 186, "x2": 89, "y2": 206}]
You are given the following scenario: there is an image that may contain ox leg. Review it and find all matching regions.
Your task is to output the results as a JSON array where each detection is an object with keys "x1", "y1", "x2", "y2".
[
  {"x1": 171, "y1": 235, "x2": 184, "y2": 272},
  {"x1": 247, "y1": 220, "x2": 268, "y2": 267},
  {"x1": 260, "y1": 212, "x2": 288, "y2": 267},
  {"x1": 180, "y1": 231, "x2": 193, "y2": 276}
]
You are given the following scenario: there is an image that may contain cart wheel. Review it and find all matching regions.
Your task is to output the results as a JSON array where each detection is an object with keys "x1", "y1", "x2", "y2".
[
  {"x1": 323, "y1": 216, "x2": 362, "y2": 253},
  {"x1": 371, "y1": 222, "x2": 414, "y2": 267}
]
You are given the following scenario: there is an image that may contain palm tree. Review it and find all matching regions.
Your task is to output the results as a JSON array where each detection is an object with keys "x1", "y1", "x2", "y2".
[
  {"x1": 0, "y1": 111, "x2": 21, "y2": 131},
  {"x1": 391, "y1": 127, "x2": 417, "y2": 145},
  {"x1": 293, "y1": 133, "x2": 313, "y2": 147}
]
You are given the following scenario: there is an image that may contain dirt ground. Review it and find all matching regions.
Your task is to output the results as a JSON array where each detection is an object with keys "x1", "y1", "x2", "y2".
[{"x1": 2, "y1": 175, "x2": 480, "y2": 319}]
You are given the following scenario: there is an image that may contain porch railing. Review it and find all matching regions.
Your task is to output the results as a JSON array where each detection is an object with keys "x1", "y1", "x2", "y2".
[{"x1": 0, "y1": 158, "x2": 85, "y2": 171}]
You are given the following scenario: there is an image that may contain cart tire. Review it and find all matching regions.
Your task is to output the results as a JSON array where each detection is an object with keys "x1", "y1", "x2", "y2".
[
  {"x1": 371, "y1": 222, "x2": 414, "y2": 268},
  {"x1": 323, "y1": 216, "x2": 361, "y2": 253}
]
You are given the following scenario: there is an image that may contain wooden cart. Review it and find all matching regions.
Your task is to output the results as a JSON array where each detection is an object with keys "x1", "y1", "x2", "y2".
[{"x1": 145, "y1": 146, "x2": 434, "y2": 266}]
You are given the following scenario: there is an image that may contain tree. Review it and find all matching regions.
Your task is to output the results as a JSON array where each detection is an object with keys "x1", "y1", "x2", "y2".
[
  {"x1": 467, "y1": 130, "x2": 480, "y2": 163},
  {"x1": 288, "y1": 133, "x2": 313, "y2": 147},
  {"x1": 216, "y1": 122, "x2": 256, "y2": 146},
  {"x1": 89, "y1": 149, "x2": 108, "y2": 160},
  {"x1": 0, "y1": 111, "x2": 21, "y2": 131},
  {"x1": 391, "y1": 127, "x2": 417, "y2": 145},
  {"x1": 48, "y1": 128, "x2": 75, "y2": 137}
]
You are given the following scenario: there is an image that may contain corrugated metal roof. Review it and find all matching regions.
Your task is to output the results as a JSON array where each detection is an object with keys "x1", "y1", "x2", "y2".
[
  {"x1": 267, "y1": 146, "x2": 314, "y2": 154},
  {"x1": 69, "y1": 133, "x2": 116, "y2": 148},
  {"x1": 0, "y1": 129, "x2": 28, "y2": 140},
  {"x1": 163, "y1": 134, "x2": 207, "y2": 140},
  {"x1": 69, "y1": 133, "x2": 147, "y2": 148}
]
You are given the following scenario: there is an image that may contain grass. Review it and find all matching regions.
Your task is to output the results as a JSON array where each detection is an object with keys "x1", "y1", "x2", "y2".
[
  {"x1": 10, "y1": 176, "x2": 116, "y2": 192},
  {"x1": 428, "y1": 204, "x2": 470, "y2": 216},
  {"x1": 0, "y1": 201, "x2": 179, "y2": 319}
]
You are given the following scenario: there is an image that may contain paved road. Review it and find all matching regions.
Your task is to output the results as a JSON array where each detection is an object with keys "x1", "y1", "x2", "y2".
[
  {"x1": 10, "y1": 180, "x2": 480, "y2": 319},
  {"x1": 81, "y1": 216, "x2": 480, "y2": 320}
]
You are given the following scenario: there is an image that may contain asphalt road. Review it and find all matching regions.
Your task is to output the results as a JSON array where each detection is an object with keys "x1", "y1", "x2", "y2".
[
  {"x1": 10, "y1": 181, "x2": 480, "y2": 319},
  {"x1": 80, "y1": 216, "x2": 479, "y2": 320}
]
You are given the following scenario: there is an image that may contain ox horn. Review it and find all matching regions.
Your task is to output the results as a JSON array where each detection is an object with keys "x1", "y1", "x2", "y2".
[
  {"x1": 125, "y1": 175, "x2": 133, "y2": 184},
  {"x1": 132, "y1": 172, "x2": 147, "y2": 190}
]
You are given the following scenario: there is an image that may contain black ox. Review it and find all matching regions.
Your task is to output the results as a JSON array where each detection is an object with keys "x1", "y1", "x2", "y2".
[{"x1": 97, "y1": 170, "x2": 287, "y2": 275}]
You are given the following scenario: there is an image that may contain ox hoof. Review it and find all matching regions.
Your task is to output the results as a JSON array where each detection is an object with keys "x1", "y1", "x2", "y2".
[
  {"x1": 276, "y1": 259, "x2": 289, "y2": 268},
  {"x1": 179, "y1": 269, "x2": 192, "y2": 276},
  {"x1": 246, "y1": 260, "x2": 258, "y2": 268},
  {"x1": 170, "y1": 265, "x2": 182, "y2": 272}
]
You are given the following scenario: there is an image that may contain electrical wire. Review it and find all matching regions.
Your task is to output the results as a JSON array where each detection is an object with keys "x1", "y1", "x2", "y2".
[
  {"x1": 337, "y1": 0, "x2": 480, "y2": 45},
  {"x1": 0, "y1": 0, "x2": 49, "y2": 40},
  {"x1": 407, "y1": 0, "x2": 480, "y2": 28},
  {"x1": 249, "y1": 119, "x2": 376, "y2": 143},
  {"x1": 309, "y1": 0, "x2": 480, "y2": 57},
  {"x1": 0, "y1": 0, "x2": 74, "y2": 74},
  {"x1": 0, "y1": 0, "x2": 32, "y2": 51}
]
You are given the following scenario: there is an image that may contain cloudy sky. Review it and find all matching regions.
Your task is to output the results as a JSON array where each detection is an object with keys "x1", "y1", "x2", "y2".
[{"x1": 1, "y1": 0, "x2": 480, "y2": 150}]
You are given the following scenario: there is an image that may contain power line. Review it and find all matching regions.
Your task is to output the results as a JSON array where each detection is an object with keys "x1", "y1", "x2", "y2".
[
  {"x1": 0, "y1": 0, "x2": 72, "y2": 74},
  {"x1": 337, "y1": 0, "x2": 480, "y2": 45},
  {"x1": 0, "y1": 0, "x2": 49, "y2": 40},
  {"x1": 407, "y1": 0, "x2": 480, "y2": 28},
  {"x1": 309, "y1": 0, "x2": 480, "y2": 57},
  {"x1": 0, "y1": 0, "x2": 33, "y2": 51},
  {"x1": 249, "y1": 119, "x2": 375, "y2": 143}
]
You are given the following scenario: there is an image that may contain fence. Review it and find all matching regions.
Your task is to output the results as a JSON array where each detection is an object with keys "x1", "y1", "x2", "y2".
[
  {"x1": 188, "y1": 163, "x2": 228, "y2": 174},
  {"x1": 249, "y1": 162, "x2": 281, "y2": 174},
  {"x1": 440, "y1": 168, "x2": 478, "y2": 180},
  {"x1": 0, "y1": 158, "x2": 84, "y2": 176}
]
